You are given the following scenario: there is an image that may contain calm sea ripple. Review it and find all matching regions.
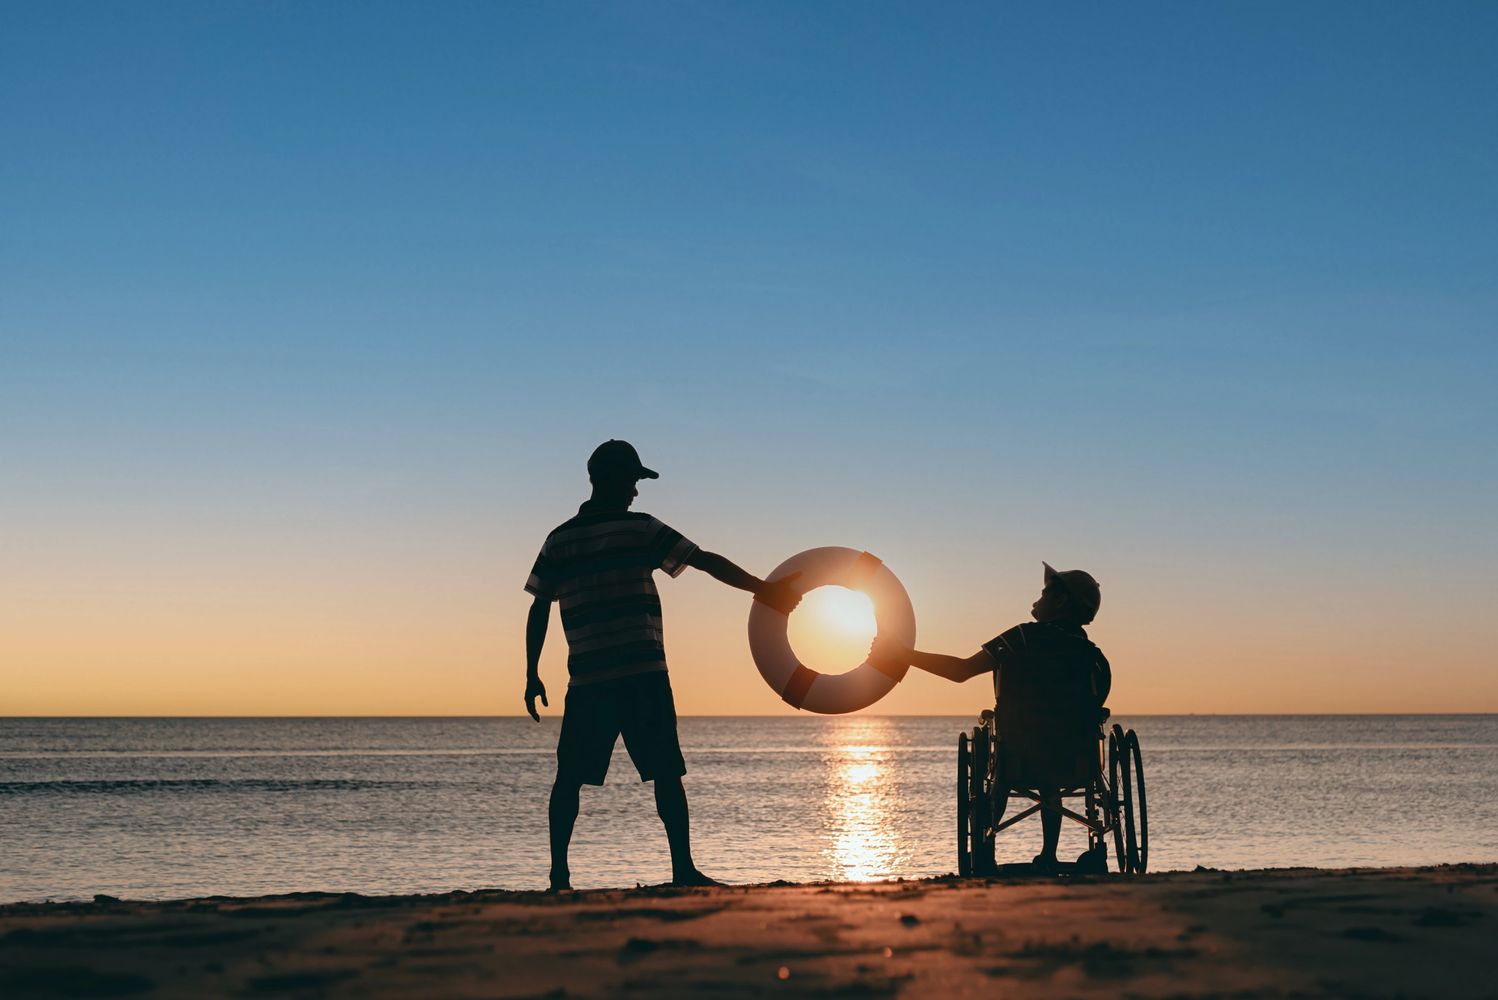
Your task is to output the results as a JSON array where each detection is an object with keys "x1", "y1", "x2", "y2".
[{"x1": 2, "y1": 715, "x2": 1496, "y2": 901}]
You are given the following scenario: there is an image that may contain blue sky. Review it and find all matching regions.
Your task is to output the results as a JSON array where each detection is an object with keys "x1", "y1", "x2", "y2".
[{"x1": 3, "y1": 2, "x2": 1495, "y2": 713}]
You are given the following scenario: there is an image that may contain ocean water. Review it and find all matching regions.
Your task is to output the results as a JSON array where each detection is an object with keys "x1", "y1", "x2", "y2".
[{"x1": 2, "y1": 715, "x2": 1496, "y2": 902}]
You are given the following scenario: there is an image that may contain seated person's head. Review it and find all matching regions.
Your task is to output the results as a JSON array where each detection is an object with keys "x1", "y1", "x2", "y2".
[{"x1": 1031, "y1": 563, "x2": 1101, "y2": 626}]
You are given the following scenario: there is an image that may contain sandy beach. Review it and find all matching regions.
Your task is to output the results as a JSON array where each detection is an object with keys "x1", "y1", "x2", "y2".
[{"x1": 2, "y1": 864, "x2": 1494, "y2": 998}]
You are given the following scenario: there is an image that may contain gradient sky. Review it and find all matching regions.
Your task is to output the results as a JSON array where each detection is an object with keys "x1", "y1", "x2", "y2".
[{"x1": 3, "y1": 2, "x2": 1495, "y2": 715}]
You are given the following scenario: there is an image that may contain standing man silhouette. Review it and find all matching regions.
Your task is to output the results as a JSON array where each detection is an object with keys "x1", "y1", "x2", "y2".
[{"x1": 524, "y1": 440, "x2": 802, "y2": 891}]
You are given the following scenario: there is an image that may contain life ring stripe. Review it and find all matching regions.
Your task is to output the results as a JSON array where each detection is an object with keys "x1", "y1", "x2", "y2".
[
  {"x1": 781, "y1": 663, "x2": 818, "y2": 709},
  {"x1": 852, "y1": 551, "x2": 882, "y2": 584}
]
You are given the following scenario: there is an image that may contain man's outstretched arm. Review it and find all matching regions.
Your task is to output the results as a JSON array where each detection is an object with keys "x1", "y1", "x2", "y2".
[
  {"x1": 524, "y1": 595, "x2": 551, "y2": 721},
  {"x1": 686, "y1": 550, "x2": 802, "y2": 613},
  {"x1": 870, "y1": 636, "x2": 994, "y2": 683}
]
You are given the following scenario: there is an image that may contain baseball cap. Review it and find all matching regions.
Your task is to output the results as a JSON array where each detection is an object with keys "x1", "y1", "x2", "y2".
[
  {"x1": 1043, "y1": 562, "x2": 1101, "y2": 617},
  {"x1": 587, "y1": 439, "x2": 659, "y2": 481}
]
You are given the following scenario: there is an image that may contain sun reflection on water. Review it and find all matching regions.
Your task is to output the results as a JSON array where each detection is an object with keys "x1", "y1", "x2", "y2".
[{"x1": 823, "y1": 721, "x2": 903, "y2": 882}]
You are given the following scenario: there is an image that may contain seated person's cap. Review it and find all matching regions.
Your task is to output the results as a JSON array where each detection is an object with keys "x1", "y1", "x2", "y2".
[
  {"x1": 1044, "y1": 562, "x2": 1101, "y2": 616},
  {"x1": 588, "y1": 439, "x2": 659, "y2": 481}
]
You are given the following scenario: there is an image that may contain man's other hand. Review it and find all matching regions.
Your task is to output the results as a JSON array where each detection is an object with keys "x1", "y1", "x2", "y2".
[
  {"x1": 525, "y1": 676, "x2": 549, "y2": 722},
  {"x1": 869, "y1": 634, "x2": 913, "y2": 669},
  {"x1": 756, "y1": 571, "x2": 804, "y2": 614}
]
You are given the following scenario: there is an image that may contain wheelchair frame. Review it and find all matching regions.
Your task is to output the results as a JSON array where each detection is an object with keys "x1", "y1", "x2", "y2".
[{"x1": 957, "y1": 710, "x2": 1148, "y2": 876}]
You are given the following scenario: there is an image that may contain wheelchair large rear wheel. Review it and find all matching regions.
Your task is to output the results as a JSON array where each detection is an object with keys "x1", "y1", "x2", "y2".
[
  {"x1": 968, "y1": 725, "x2": 992, "y2": 875},
  {"x1": 1107, "y1": 725, "x2": 1127, "y2": 872},
  {"x1": 1119, "y1": 730, "x2": 1137, "y2": 872},
  {"x1": 957, "y1": 732, "x2": 971, "y2": 876},
  {"x1": 1126, "y1": 729, "x2": 1148, "y2": 873},
  {"x1": 1110, "y1": 724, "x2": 1147, "y2": 873}
]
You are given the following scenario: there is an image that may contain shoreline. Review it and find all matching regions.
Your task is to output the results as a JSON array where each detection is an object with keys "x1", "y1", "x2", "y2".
[
  {"x1": 3, "y1": 864, "x2": 1495, "y2": 997},
  {"x1": 2, "y1": 859, "x2": 1490, "y2": 908}
]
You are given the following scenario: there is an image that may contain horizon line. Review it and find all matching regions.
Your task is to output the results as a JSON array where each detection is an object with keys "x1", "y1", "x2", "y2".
[{"x1": 5, "y1": 712, "x2": 1498, "y2": 720}]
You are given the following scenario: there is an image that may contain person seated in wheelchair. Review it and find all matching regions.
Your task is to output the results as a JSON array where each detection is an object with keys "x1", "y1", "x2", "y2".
[{"x1": 872, "y1": 562, "x2": 1110, "y2": 873}]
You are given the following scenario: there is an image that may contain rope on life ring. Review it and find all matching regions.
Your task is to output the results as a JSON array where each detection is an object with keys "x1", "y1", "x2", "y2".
[{"x1": 748, "y1": 546, "x2": 917, "y2": 715}]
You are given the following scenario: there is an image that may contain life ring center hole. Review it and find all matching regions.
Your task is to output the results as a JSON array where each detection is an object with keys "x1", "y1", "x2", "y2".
[{"x1": 786, "y1": 585, "x2": 879, "y2": 676}]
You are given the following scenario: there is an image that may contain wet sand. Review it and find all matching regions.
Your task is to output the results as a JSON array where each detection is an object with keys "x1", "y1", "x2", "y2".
[{"x1": 2, "y1": 864, "x2": 1494, "y2": 998}]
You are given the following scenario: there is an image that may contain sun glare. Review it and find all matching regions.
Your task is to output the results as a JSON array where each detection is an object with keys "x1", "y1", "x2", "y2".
[
  {"x1": 785, "y1": 586, "x2": 879, "y2": 675},
  {"x1": 822, "y1": 721, "x2": 902, "y2": 882},
  {"x1": 813, "y1": 586, "x2": 878, "y2": 636}
]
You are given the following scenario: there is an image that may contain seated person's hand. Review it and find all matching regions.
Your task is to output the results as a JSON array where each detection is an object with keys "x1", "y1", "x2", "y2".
[
  {"x1": 869, "y1": 634, "x2": 912, "y2": 669},
  {"x1": 757, "y1": 571, "x2": 804, "y2": 614}
]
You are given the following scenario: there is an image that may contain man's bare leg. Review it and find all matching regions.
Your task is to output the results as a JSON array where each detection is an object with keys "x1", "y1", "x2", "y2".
[
  {"x1": 548, "y1": 777, "x2": 582, "y2": 891},
  {"x1": 654, "y1": 775, "x2": 719, "y2": 886}
]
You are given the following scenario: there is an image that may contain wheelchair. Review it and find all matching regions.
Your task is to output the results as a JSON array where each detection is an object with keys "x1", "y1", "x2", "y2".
[{"x1": 955, "y1": 656, "x2": 1148, "y2": 876}]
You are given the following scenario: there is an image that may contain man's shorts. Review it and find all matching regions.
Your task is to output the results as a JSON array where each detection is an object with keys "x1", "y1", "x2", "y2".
[{"x1": 556, "y1": 672, "x2": 687, "y2": 786}]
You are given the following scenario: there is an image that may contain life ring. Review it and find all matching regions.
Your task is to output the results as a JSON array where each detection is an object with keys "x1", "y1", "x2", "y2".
[{"x1": 748, "y1": 546, "x2": 917, "y2": 714}]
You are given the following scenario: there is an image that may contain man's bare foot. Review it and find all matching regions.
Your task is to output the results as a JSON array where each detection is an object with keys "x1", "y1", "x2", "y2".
[
  {"x1": 670, "y1": 870, "x2": 724, "y2": 888},
  {"x1": 548, "y1": 870, "x2": 573, "y2": 893}
]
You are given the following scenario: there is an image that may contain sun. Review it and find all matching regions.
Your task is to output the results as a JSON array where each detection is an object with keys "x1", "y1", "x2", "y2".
[
  {"x1": 785, "y1": 586, "x2": 878, "y2": 675},
  {"x1": 809, "y1": 586, "x2": 877, "y2": 636}
]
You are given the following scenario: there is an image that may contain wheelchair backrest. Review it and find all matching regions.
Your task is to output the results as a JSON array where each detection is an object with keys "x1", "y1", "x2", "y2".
[{"x1": 994, "y1": 648, "x2": 1102, "y2": 788}]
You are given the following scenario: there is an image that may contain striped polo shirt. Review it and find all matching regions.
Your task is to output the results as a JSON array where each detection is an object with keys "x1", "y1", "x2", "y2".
[{"x1": 525, "y1": 503, "x2": 699, "y2": 686}]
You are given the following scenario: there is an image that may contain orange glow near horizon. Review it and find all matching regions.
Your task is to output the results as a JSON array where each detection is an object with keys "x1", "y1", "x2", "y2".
[{"x1": 5, "y1": 536, "x2": 1498, "y2": 716}]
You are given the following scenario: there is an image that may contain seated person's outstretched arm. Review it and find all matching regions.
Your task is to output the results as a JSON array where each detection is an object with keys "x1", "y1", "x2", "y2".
[{"x1": 871, "y1": 636, "x2": 994, "y2": 682}]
